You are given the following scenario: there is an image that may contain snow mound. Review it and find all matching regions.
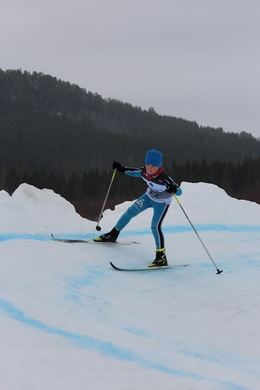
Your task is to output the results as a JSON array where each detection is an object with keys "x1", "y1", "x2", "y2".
[
  {"x1": 0, "y1": 181, "x2": 259, "y2": 235},
  {"x1": 0, "y1": 183, "x2": 93, "y2": 233}
]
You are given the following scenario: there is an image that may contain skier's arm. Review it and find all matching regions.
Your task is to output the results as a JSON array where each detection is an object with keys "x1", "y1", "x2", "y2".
[
  {"x1": 124, "y1": 169, "x2": 142, "y2": 177},
  {"x1": 163, "y1": 175, "x2": 182, "y2": 195},
  {"x1": 112, "y1": 161, "x2": 142, "y2": 177}
]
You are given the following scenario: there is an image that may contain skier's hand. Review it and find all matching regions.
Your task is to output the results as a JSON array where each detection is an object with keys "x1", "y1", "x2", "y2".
[
  {"x1": 112, "y1": 161, "x2": 126, "y2": 173},
  {"x1": 166, "y1": 183, "x2": 182, "y2": 196}
]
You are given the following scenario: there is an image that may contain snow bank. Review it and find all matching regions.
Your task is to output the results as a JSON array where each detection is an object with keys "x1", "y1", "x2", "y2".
[
  {"x1": 0, "y1": 183, "x2": 93, "y2": 233},
  {"x1": 0, "y1": 182, "x2": 259, "y2": 235}
]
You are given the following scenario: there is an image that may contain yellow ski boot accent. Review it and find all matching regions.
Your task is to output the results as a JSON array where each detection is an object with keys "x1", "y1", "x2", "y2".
[{"x1": 149, "y1": 248, "x2": 168, "y2": 267}]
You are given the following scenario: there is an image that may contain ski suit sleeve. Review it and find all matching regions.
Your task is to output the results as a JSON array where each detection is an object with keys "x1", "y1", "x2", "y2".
[{"x1": 124, "y1": 168, "x2": 142, "y2": 177}]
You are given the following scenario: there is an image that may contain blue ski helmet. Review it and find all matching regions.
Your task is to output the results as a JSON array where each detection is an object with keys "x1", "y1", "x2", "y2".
[{"x1": 145, "y1": 149, "x2": 163, "y2": 167}]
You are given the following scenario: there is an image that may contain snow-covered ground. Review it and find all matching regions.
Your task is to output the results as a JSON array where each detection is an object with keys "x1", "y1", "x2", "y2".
[{"x1": 0, "y1": 182, "x2": 260, "y2": 390}]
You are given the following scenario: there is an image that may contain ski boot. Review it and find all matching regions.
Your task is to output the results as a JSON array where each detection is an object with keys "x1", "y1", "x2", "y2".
[
  {"x1": 94, "y1": 227, "x2": 119, "y2": 243},
  {"x1": 149, "y1": 248, "x2": 168, "y2": 267}
]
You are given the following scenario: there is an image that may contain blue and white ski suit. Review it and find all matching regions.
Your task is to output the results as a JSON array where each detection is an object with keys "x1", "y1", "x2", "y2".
[{"x1": 115, "y1": 167, "x2": 181, "y2": 249}]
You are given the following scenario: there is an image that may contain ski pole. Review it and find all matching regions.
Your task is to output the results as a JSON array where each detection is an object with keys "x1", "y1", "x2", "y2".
[
  {"x1": 174, "y1": 194, "x2": 223, "y2": 275},
  {"x1": 96, "y1": 169, "x2": 117, "y2": 231}
]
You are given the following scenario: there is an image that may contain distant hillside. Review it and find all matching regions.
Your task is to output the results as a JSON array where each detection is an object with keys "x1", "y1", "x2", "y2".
[{"x1": 1, "y1": 69, "x2": 260, "y2": 176}]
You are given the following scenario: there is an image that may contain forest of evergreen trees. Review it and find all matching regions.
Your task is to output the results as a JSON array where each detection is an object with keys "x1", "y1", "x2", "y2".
[{"x1": 0, "y1": 69, "x2": 260, "y2": 220}]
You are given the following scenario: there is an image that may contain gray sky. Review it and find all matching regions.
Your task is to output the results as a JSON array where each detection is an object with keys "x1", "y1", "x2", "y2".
[{"x1": 1, "y1": 0, "x2": 260, "y2": 138}]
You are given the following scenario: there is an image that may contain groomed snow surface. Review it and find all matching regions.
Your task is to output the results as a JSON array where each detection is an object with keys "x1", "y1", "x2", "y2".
[{"x1": 0, "y1": 182, "x2": 260, "y2": 390}]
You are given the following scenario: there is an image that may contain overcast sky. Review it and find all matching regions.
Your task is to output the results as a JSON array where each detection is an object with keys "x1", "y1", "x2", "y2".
[{"x1": 1, "y1": 0, "x2": 260, "y2": 138}]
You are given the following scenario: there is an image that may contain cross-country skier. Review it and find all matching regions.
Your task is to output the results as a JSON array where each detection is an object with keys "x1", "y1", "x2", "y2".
[{"x1": 94, "y1": 149, "x2": 182, "y2": 267}]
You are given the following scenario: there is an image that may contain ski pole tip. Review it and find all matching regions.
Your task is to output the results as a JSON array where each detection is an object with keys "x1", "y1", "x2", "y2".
[
  {"x1": 216, "y1": 269, "x2": 223, "y2": 275},
  {"x1": 96, "y1": 225, "x2": 101, "y2": 231}
]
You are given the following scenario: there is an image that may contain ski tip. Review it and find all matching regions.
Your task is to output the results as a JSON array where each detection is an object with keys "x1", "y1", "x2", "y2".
[{"x1": 110, "y1": 262, "x2": 119, "y2": 270}]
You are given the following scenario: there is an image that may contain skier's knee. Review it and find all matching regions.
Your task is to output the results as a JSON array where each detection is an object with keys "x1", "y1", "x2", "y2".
[
  {"x1": 151, "y1": 223, "x2": 160, "y2": 233},
  {"x1": 127, "y1": 203, "x2": 141, "y2": 217},
  {"x1": 125, "y1": 206, "x2": 137, "y2": 219}
]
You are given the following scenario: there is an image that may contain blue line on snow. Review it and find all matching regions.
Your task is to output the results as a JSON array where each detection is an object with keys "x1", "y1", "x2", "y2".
[
  {"x1": 0, "y1": 297, "x2": 253, "y2": 389},
  {"x1": 0, "y1": 224, "x2": 260, "y2": 242},
  {"x1": 131, "y1": 224, "x2": 260, "y2": 235},
  {"x1": 0, "y1": 297, "x2": 202, "y2": 380},
  {"x1": 0, "y1": 233, "x2": 60, "y2": 242}
]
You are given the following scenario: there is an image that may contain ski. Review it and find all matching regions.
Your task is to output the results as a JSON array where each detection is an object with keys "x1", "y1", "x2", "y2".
[
  {"x1": 50, "y1": 234, "x2": 88, "y2": 243},
  {"x1": 51, "y1": 234, "x2": 139, "y2": 245},
  {"x1": 110, "y1": 261, "x2": 190, "y2": 272}
]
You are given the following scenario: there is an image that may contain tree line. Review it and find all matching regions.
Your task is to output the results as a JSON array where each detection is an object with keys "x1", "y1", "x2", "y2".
[{"x1": 1, "y1": 69, "x2": 260, "y2": 177}]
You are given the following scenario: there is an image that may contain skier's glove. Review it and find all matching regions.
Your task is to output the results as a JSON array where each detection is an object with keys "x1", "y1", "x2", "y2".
[
  {"x1": 175, "y1": 187, "x2": 182, "y2": 196},
  {"x1": 166, "y1": 183, "x2": 182, "y2": 196},
  {"x1": 112, "y1": 161, "x2": 126, "y2": 173}
]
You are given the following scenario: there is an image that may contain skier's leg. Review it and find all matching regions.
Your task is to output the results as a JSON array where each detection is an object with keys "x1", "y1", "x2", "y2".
[
  {"x1": 149, "y1": 202, "x2": 169, "y2": 267},
  {"x1": 94, "y1": 194, "x2": 151, "y2": 242},
  {"x1": 115, "y1": 194, "x2": 151, "y2": 231},
  {"x1": 151, "y1": 202, "x2": 169, "y2": 249}
]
